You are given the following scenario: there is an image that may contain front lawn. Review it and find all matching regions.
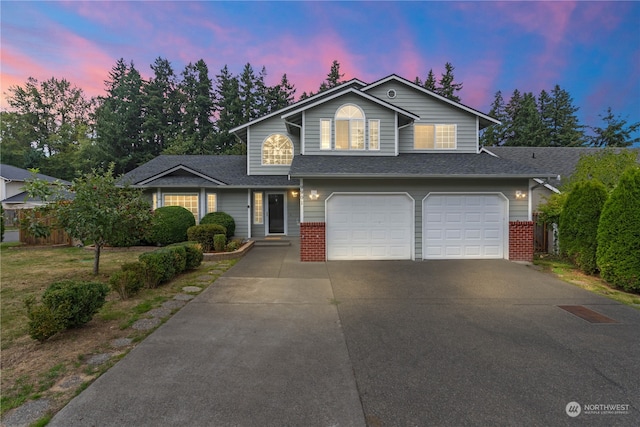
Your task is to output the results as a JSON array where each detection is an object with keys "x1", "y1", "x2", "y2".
[{"x1": 0, "y1": 242, "x2": 235, "y2": 422}]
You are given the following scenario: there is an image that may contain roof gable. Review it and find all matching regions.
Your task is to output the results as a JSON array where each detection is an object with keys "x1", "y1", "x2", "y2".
[
  {"x1": 363, "y1": 74, "x2": 501, "y2": 129},
  {"x1": 137, "y1": 165, "x2": 227, "y2": 186},
  {"x1": 0, "y1": 164, "x2": 70, "y2": 184}
]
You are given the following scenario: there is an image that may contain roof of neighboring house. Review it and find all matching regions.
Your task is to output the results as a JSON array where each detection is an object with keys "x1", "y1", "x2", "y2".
[
  {"x1": 0, "y1": 164, "x2": 70, "y2": 184},
  {"x1": 484, "y1": 147, "x2": 640, "y2": 190},
  {"x1": 289, "y1": 152, "x2": 556, "y2": 179},
  {"x1": 120, "y1": 155, "x2": 298, "y2": 188}
]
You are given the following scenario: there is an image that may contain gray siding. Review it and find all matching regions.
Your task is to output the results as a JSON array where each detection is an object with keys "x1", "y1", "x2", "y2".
[
  {"x1": 248, "y1": 116, "x2": 300, "y2": 175},
  {"x1": 217, "y1": 190, "x2": 250, "y2": 238},
  {"x1": 302, "y1": 178, "x2": 529, "y2": 259},
  {"x1": 367, "y1": 82, "x2": 479, "y2": 153},
  {"x1": 303, "y1": 93, "x2": 397, "y2": 156}
]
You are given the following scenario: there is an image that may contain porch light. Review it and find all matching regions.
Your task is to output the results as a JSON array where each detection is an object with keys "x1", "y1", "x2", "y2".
[
  {"x1": 291, "y1": 190, "x2": 299, "y2": 198},
  {"x1": 309, "y1": 190, "x2": 319, "y2": 200},
  {"x1": 515, "y1": 190, "x2": 527, "y2": 200}
]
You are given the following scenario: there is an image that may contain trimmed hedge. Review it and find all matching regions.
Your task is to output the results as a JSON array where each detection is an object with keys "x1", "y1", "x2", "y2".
[
  {"x1": 214, "y1": 233, "x2": 226, "y2": 252},
  {"x1": 200, "y1": 211, "x2": 235, "y2": 239},
  {"x1": 187, "y1": 224, "x2": 226, "y2": 252},
  {"x1": 169, "y1": 242, "x2": 204, "y2": 269},
  {"x1": 147, "y1": 206, "x2": 196, "y2": 246},
  {"x1": 26, "y1": 281, "x2": 110, "y2": 341},
  {"x1": 559, "y1": 180, "x2": 609, "y2": 274},
  {"x1": 597, "y1": 167, "x2": 640, "y2": 292}
]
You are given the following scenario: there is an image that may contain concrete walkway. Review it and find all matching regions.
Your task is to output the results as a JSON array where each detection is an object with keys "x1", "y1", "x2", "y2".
[{"x1": 49, "y1": 240, "x2": 640, "y2": 426}]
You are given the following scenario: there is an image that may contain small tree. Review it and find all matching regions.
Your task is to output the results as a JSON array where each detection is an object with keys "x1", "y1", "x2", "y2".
[
  {"x1": 558, "y1": 180, "x2": 608, "y2": 274},
  {"x1": 24, "y1": 166, "x2": 153, "y2": 275},
  {"x1": 596, "y1": 167, "x2": 640, "y2": 292}
]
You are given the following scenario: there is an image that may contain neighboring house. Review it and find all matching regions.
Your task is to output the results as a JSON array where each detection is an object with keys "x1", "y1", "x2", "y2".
[
  {"x1": 1, "y1": 164, "x2": 70, "y2": 224},
  {"x1": 123, "y1": 74, "x2": 556, "y2": 262}
]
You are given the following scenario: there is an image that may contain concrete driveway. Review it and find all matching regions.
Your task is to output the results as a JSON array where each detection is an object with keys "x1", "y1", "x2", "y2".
[{"x1": 50, "y1": 240, "x2": 640, "y2": 426}]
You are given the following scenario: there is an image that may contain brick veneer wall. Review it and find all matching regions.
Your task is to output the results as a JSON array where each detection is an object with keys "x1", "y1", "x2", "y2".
[
  {"x1": 300, "y1": 222, "x2": 326, "y2": 262},
  {"x1": 509, "y1": 221, "x2": 534, "y2": 262}
]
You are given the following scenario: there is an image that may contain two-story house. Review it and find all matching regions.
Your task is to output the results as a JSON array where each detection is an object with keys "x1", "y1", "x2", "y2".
[{"x1": 122, "y1": 75, "x2": 553, "y2": 262}]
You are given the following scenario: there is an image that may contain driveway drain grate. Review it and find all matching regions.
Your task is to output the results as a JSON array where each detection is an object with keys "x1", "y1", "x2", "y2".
[{"x1": 558, "y1": 305, "x2": 618, "y2": 323}]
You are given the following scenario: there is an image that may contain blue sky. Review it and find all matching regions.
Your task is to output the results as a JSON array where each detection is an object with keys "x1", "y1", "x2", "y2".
[{"x1": 2, "y1": 1, "x2": 639, "y2": 139}]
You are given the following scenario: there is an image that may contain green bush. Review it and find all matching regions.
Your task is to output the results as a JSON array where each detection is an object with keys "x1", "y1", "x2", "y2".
[
  {"x1": 225, "y1": 239, "x2": 242, "y2": 252},
  {"x1": 41, "y1": 281, "x2": 110, "y2": 328},
  {"x1": 110, "y1": 269, "x2": 143, "y2": 300},
  {"x1": 139, "y1": 250, "x2": 175, "y2": 288},
  {"x1": 559, "y1": 180, "x2": 609, "y2": 274},
  {"x1": 169, "y1": 242, "x2": 203, "y2": 269},
  {"x1": 147, "y1": 206, "x2": 196, "y2": 246},
  {"x1": 214, "y1": 234, "x2": 226, "y2": 252},
  {"x1": 25, "y1": 296, "x2": 65, "y2": 341},
  {"x1": 168, "y1": 245, "x2": 188, "y2": 274},
  {"x1": 200, "y1": 211, "x2": 235, "y2": 239},
  {"x1": 187, "y1": 224, "x2": 226, "y2": 252},
  {"x1": 597, "y1": 167, "x2": 640, "y2": 292},
  {"x1": 1, "y1": 205, "x2": 5, "y2": 242}
]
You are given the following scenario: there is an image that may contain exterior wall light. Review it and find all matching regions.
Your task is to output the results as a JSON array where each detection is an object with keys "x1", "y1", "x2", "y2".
[
  {"x1": 515, "y1": 190, "x2": 527, "y2": 200},
  {"x1": 291, "y1": 190, "x2": 299, "y2": 198},
  {"x1": 309, "y1": 190, "x2": 319, "y2": 200}
]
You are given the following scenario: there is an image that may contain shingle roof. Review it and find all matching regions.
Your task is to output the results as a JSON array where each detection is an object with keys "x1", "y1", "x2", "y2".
[
  {"x1": 0, "y1": 164, "x2": 70, "y2": 184},
  {"x1": 289, "y1": 152, "x2": 555, "y2": 179},
  {"x1": 120, "y1": 155, "x2": 298, "y2": 188},
  {"x1": 485, "y1": 147, "x2": 640, "y2": 188}
]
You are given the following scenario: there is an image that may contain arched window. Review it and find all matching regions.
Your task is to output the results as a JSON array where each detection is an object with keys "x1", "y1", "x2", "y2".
[
  {"x1": 262, "y1": 134, "x2": 294, "y2": 165},
  {"x1": 335, "y1": 104, "x2": 365, "y2": 150}
]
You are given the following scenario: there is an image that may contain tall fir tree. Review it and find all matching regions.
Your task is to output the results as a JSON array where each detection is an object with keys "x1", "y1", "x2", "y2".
[
  {"x1": 588, "y1": 107, "x2": 640, "y2": 147},
  {"x1": 213, "y1": 65, "x2": 243, "y2": 153},
  {"x1": 480, "y1": 91, "x2": 508, "y2": 146},
  {"x1": 548, "y1": 85, "x2": 584, "y2": 146},
  {"x1": 142, "y1": 57, "x2": 181, "y2": 157},
  {"x1": 424, "y1": 69, "x2": 437, "y2": 92},
  {"x1": 94, "y1": 59, "x2": 146, "y2": 174},
  {"x1": 178, "y1": 59, "x2": 216, "y2": 154},
  {"x1": 436, "y1": 62, "x2": 463, "y2": 102}
]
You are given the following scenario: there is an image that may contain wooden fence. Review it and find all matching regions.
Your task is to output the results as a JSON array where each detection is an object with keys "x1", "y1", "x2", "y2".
[
  {"x1": 17, "y1": 209, "x2": 71, "y2": 246},
  {"x1": 532, "y1": 213, "x2": 548, "y2": 254}
]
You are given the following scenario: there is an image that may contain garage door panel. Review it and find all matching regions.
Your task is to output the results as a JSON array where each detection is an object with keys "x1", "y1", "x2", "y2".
[
  {"x1": 327, "y1": 194, "x2": 413, "y2": 260},
  {"x1": 424, "y1": 194, "x2": 505, "y2": 260}
]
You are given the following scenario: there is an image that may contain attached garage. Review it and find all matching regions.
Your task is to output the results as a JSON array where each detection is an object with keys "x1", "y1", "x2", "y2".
[
  {"x1": 326, "y1": 193, "x2": 413, "y2": 260},
  {"x1": 423, "y1": 193, "x2": 507, "y2": 259}
]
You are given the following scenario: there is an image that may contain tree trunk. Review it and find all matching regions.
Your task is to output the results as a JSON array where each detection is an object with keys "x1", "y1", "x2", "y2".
[{"x1": 93, "y1": 244, "x2": 101, "y2": 275}]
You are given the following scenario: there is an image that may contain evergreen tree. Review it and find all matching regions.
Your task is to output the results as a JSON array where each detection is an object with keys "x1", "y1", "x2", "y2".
[
  {"x1": 94, "y1": 59, "x2": 146, "y2": 174},
  {"x1": 588, "y1": 107, "x2": 640, "y2": 147},
  {"x1": 424, "y1": 69, "x2": 437, "y2": 92},
  {"x1": 548, "y1": 85, "x2": 584, "y2": 146},
  {"x1": 178, "y1": 59, "x2": 216, "y2": 154},
  {"x1": 480, "y1": 91, "x2": 508, "y2": 146},
  {"x1": 142, "y1": 57, "x2": 181, "y2": 156},
  {"x1": 239, "y1": 63, "x2": 258, "y2": 123},
  {"x1": 213, "y1": 65, "x2": 243, "y2": 153},
  {"x1": 436, "y1": 62, "x2": 463, "y2": 102},
  {"x1": 267, "y1": 73, "x2": 296, "y2": 112},
  {"x1": 318, "y1": 60, "x2": 344, "y2": 93}
]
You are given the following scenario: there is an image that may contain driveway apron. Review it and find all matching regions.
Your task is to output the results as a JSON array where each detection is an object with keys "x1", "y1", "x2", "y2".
[{"x1": 49, "y1": 242, "x2": 640, "y2": 426}]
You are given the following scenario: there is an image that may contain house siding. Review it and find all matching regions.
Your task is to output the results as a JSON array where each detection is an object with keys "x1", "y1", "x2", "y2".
[
  {"x1": 216, "y1": 190, "x2": 250, "y2": 238},
  {"x1": 366, "y1": 82, "x2": 478, "y2": 153},
  {"x1": 248, "y1": 116, "x2": 301, "y2": 175},
  {"x1": 302, "y1": 178, "x2": 529, "y2": 259},
  {"x1": 249, "y1": 189, "x2": 301, "y2": 238},
  {"x1": 303, "y1": 93, "x2": 397, "y2": 156}
]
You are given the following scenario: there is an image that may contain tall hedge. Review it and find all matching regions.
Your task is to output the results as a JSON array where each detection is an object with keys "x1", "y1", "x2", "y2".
[
  {"x1": 200, "y1": 212, "x2": 235, "y2": 239},
  {"x1": 559, "y1": 180, "x2": 609, "y2": 274},
  {"x1": 596, "y1": 168, "x2": 640, "y2": 292},
  {"x1": 147, "y1": 206, "x2": 196, "y2": 246}
]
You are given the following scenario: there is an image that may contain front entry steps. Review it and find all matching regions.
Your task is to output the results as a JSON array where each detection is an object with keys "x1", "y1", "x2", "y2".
[{"x1": 253, "y1": 237, "x2": 292, "y2": 247}]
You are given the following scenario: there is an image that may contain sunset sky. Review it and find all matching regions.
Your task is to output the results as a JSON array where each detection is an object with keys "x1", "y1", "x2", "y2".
[{"x1": 2, "y1": 1, "x2": 639, "y2": 138}]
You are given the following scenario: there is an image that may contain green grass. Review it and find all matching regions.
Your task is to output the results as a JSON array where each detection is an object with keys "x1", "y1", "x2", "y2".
[{"x1": 535, "y1": 255, "x2": 640, "y2": 308}]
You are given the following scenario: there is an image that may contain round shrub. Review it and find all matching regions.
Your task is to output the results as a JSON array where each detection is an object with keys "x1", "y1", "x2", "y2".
[
  {"x1": 110, "y1": 269, "x2": 143, "y2": 300},
  {"x1": 597, "y1": 167, "x2": 640, "y2": 292},
  {"x1": 25, "y1": 296, "x2": 64, "y2": 341},
  {"x1": 169, "y1": 242, "x2": 204, "y2": 269},
  {"x1": 559, "y1": 180, "x2": 608, "y2": 274},
  {"x1": 201, "y1": 212, "x2": 235, "y2": 239},
  {"x1": 41, "y1": 281, "x2": 110, "y2": 329},
  {"x1": 147, "y1": 206, "x2": 196, "y2": 246},
  {"x1": 187, "y1": 224, "x2": 227, "y2": 252}
]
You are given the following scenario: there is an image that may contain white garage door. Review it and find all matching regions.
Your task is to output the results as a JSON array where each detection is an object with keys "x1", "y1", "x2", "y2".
[
  {"x1": 327, "y1": 194, "x2": 413, "y2": 260},
  {"x1": 423, "y1": 194, "x2": 506, "y2": 259}
]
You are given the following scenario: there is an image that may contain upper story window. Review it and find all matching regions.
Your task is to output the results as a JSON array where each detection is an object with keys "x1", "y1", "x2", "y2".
[
  {"x1": 414, "y1": 124, "x2": 457, "y2": 150},
  {"x1": 262, "y1": 134, "x2": 293, "y2": 165},
  {"x1": 335, "y1": 104, "x2": 365, "y2": 150},
  {"x1": 369, "y1": 120, "x2": 380, "y2": 150}
]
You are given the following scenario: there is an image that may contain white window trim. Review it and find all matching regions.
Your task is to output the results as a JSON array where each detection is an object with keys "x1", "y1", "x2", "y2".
[
  {"x1": 162, "y1": 193, "x2": 199, "y2": 220},
  {"x1": 253, "y1": 192, "x2": 264, "y2": 225},
  {"x1": 368, "y1": 119, "x2": 380, "y2": 151},
  {"x1": 413, "y1": 123, "x2": 458, "y2": 150},
  {"x1": 320, "y1": 119, "x2": 332, "y2": 150},
  {"x1": 261, "y1": 133, "x2": 294, "y2": 166},
  {"x1": 335, "y1": 103, "x2": 366, "y2": 151}
]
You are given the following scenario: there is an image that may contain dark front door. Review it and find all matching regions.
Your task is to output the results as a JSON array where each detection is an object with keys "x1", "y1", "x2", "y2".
[{"x1": 268, "y1": 193, "x2": 285, "y2": 234}]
